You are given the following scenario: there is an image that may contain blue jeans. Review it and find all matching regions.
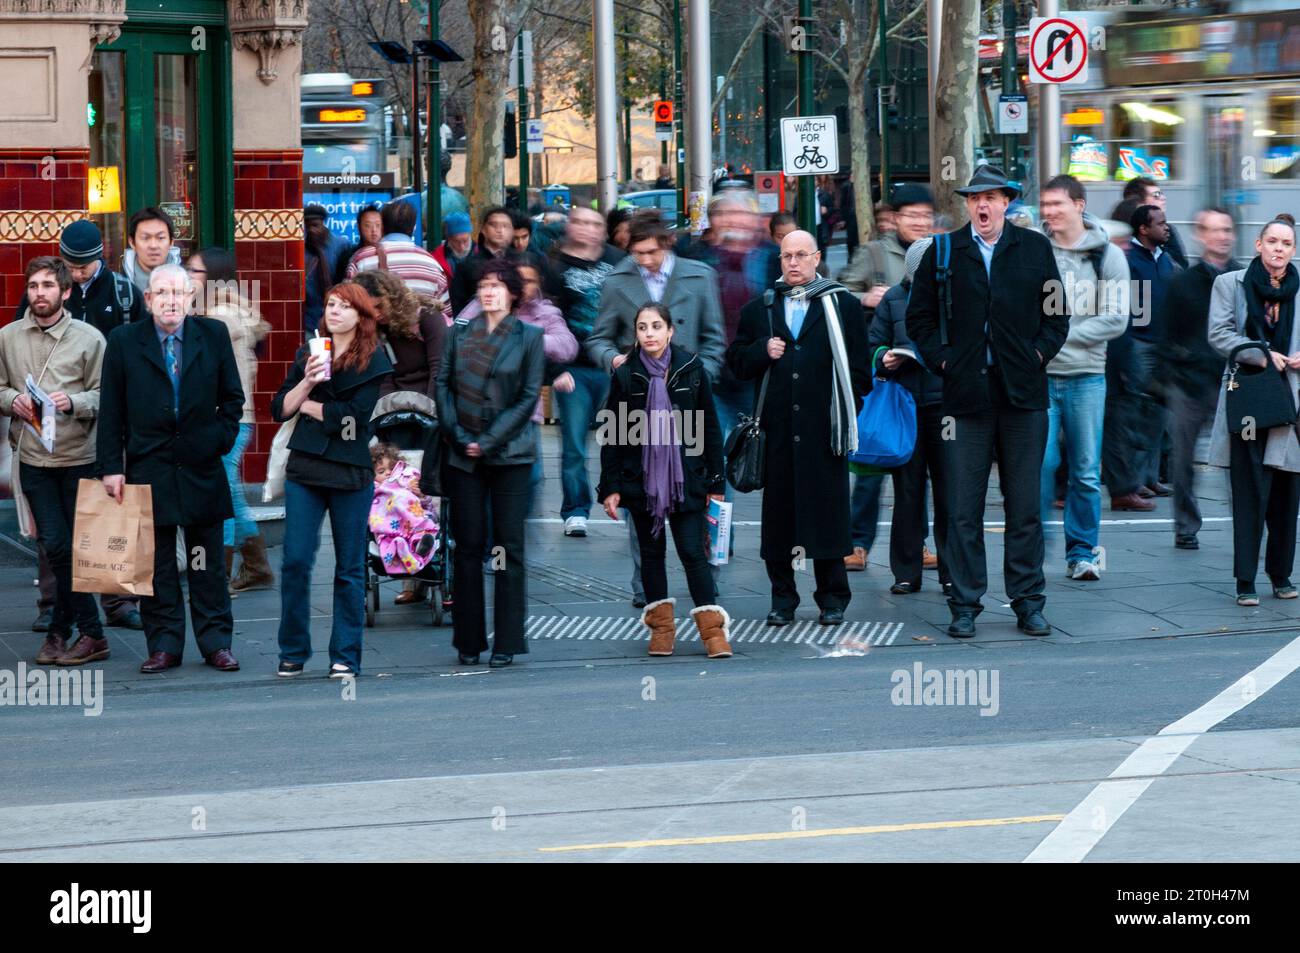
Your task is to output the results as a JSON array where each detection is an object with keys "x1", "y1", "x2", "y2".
[
  {"x1": 712, "y1": 379, "x2": 754, "y2": 561},
  {"x1": 277, "y1": 479, "x2": 372, "y2": 672},
  {"x1": 1040, "y1": 374, "x2": 1107, "y2": 564},
  {"x1": 851, "y1": 472, "x2": 884, "y2": 550},
  {"x1": 222, "y1": 423, "x2": 257, "y2": 548},
  {"x1": 554, "y1": 364, "x2": 610, "y2": 519}
]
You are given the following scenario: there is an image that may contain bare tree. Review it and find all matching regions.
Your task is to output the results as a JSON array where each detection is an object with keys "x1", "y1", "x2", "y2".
[
  {"x1": 466, "y1": 0, "x2": 527, "y2": 221},
  {"x1": 930, "y1": 0, "x2": 979, "y2": 224}
]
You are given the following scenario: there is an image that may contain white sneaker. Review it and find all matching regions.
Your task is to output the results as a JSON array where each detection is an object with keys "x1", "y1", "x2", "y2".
[
  {"x1": 564, "y1": 516, "x2": 588, "y2": 537},
  {"x1": 1071, "y1": 560, "x2": 1100, "y2": 581}
]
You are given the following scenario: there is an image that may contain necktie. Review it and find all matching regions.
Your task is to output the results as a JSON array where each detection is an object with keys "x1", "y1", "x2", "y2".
[
  {"x1": 165, "y1": 335, "x2": 180, "y2": 410},
  {"x1": 788, "y1": 300, "x2": 806, "y2": 339}
]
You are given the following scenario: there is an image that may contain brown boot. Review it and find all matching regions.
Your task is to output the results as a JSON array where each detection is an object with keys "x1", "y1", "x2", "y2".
[
  {"x1": 230, "y1": 535, "x2": 275, "y2": 592},
  {"x1": 692, "y1": 605, "x2": 733, "y2": 658},
  {"x1": 641, "y1": 598, "x2": 677, "y2": 656},
  {"x1": 35, "y1": 633, "x2": 68, "y2": 665},
  {"x1": 844, "y1": 546, "x2": 867, "y2": 571}
]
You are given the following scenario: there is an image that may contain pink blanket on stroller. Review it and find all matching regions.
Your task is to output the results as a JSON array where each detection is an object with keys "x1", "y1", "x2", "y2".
[{"x1": 369, "y1": 460, "x2": 439, "y2": 574}]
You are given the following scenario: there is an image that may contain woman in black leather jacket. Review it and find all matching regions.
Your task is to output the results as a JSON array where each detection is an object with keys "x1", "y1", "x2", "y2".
[{"x1": 436, "y1": 259, "x2": 545, "y2": 667}]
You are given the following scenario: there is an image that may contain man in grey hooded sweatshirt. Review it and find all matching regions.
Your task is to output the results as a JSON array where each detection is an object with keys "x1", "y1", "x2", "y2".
[{"x1": 1038, "y1": 175, "x2": 1130, "y2": 581}]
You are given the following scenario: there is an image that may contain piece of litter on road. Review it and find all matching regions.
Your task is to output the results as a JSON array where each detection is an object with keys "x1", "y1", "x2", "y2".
[
  {"x1": 437, "y1": 670, "x2": 490, "y2": 677},
  {"x1": 913, "y1": 635, "x2": 934, "y2": 642},
  {"x1": 376, "y1": 673, "x2": 392, "y2": 678}
]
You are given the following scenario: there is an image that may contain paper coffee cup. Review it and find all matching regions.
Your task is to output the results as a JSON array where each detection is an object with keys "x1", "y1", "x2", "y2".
[{"x1": 309, "y1": 335, "x2": 331, "y2": 380}]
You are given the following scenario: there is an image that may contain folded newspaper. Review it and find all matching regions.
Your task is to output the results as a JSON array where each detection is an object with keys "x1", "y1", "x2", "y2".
[{"x1": 23, "y1": 373, "x2": 56, "y2": 453}]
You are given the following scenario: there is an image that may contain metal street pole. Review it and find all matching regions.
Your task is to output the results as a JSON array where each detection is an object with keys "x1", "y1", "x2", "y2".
[
  {"x1": 660, "y1": 66, "x2": 669, "y2": 166},
  {"x1": 925, "y1": 0, "x2": 946, "y2": 176},
  {"x1": 877, "y1": 0, "x2": 890, "y2": 201},
  {"x1": 686, "y1": 0, "x2": 712, "y2": 231},
  {"x1": 622, "y1": 28, "x2": 633, "y2": 182},
  {"x1": 518, "y1": 30, "x2": 529, "y2": 210},
  {"x1": 1037, "y1": 0, "x2": 1061, "y2": 188},
  {"x1": 594, "y1": 0, "x2": 619, "y2": 212},
  {"x1": 411, "y1": 58, "x2": 423, "y2": 200},
  {"x1": 426, "y1": 4, "x2": 442, "y2": 249},
  {"x1": 1001, "y1": 0, "x2": 1018, "y2": 180},
  {"x1": 797, "y1": 0, "x2": 814, "y2": 235},
  {"x1": 673, "y1": 0, "x2": 686, "y2": 226}
]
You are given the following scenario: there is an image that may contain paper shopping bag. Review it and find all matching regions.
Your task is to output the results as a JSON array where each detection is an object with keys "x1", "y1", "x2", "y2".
[{"x1": 71, "y1": 479, "x2": 155, "y2": 596}]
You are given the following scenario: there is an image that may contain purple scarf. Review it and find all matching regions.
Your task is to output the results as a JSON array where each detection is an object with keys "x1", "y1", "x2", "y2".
[{"x1": 639, "y1": 346, "x2": 684, "y2": 538}]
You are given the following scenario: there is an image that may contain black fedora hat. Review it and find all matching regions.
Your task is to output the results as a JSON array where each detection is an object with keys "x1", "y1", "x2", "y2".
[{"x1": 954, "y1": 164, "x2": 1020, "y2": 199}]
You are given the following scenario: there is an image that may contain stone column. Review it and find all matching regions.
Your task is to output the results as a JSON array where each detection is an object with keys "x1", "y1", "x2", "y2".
[{"x1": 229, "y1": 0, "x2": 308, "y2": 482}]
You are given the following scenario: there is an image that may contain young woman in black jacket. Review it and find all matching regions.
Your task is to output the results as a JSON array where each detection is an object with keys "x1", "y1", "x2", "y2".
[
  {"x1": 272, "y1": 281, "x2": 393, "y2": 678},
  {"x1": 597, "y1": 304, "x2": 731, "y2": 658}
]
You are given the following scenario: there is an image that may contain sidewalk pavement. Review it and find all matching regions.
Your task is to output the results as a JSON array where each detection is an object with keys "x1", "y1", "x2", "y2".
[{"x1": 1, "y1": 426, "x2": 1295, "y2": 691}]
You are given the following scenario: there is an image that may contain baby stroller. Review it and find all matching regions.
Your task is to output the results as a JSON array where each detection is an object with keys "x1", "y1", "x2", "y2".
[{"x1": 366, "y1": 392, "x2": 454, "y2": 627}]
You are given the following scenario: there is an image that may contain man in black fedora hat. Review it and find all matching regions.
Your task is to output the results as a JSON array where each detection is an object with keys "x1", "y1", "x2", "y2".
[{"x1": 906, "y1": 165, "x2": 1069, "y2": 639}]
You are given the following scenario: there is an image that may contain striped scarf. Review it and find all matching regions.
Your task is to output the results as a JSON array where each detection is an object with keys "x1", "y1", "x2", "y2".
[{"x1": 775, "y1": 278, "x2": 859, "y2": 457}]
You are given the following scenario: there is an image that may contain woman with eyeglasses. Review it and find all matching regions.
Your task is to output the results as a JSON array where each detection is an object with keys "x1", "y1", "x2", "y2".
[
  {"x1": 186, "y1": 247, "x2": 274, "y2": 592},
  {"x1": 1208, "y1": 214, "x2": 1300, "y2": 606}
]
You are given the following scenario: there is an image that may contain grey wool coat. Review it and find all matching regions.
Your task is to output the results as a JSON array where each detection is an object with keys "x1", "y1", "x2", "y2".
[
  {"x1": 584, "y1": 254, "x2": 726, "y2": 381},
  {"x1": 1206, "y1": 267, "x2": 1300, "y2": 473}
]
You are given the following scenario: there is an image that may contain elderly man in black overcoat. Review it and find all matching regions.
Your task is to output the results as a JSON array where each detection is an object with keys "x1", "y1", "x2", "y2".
[
  {"x1": 97, "y1": 263, "x2": 245, "y2": 673},
  {"x1": 726, "y1": 229, "x2": 871, "y2": 626}
]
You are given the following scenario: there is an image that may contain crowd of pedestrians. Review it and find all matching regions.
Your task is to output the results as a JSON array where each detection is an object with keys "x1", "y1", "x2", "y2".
[{"x1": 7, "y1": 164, "x2": 1298, "y2": 673}]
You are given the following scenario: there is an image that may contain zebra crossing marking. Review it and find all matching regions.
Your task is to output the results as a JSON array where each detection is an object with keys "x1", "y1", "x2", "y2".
[{"x1": 523, "y1": 617, "x2": 904, "y2": 646}]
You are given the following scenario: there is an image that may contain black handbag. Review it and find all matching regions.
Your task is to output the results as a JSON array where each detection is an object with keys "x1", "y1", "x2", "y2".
[
  {"x1": 418, "y1": 423, "x2": 450, "y2": 498},
  {"x1": 1226, "y1": 341, "x2": 1297, "y2": 434},
  {"x1": 725, "y1": 293, "x2": 776, "y2": 493}
]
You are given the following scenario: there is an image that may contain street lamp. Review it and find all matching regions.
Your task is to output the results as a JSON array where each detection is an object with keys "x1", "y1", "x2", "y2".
[{"x1": 370, "y1": 37, "x2": 463, "y2": 248}]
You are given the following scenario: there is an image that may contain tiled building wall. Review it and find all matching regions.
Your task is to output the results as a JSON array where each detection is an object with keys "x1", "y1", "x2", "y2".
[
  {"x1": 233, "y1": 149, "x2": 305, "y2": 484},
  {"x1": 0, "y1": 148, "x2": 89, "y2": 314}
]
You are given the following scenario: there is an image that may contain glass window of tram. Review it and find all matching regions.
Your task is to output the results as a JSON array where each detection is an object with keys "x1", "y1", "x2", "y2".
[{"x1": 1112, "y1": 99, "x2": 1184, "y2": 182}]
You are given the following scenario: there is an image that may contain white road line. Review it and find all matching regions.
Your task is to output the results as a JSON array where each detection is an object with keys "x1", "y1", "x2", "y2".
[
  {"x1": 886, "y1": 623, "x2": 900, "y2": 645},
  {"x1": 527, "y1": 517, "x2": 1236, "y2": 528},
  {"x1": 1024, "y1": 632, "x2": 1300, "y2": 863}
]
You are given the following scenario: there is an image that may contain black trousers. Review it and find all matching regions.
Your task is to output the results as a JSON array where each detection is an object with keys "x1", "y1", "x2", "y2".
[
  {"x1": 142, "y1": 521, "x2": 233, "y2": 656},
  {"x1": 944, "y1": 402, "x2": 1048, "y2": 616},
  {"x1": 1228, "y1": 434, "x2": 1300, "y2": 586},
  {"x1": 447, "y1": 462, "x2": 531, "y2": 656},
  {"x1": 891, "y1": 404, "x2": 950, "y2": 588},
  {"x1": 20, "y1": 462, "x2": 102, "y2": 640},
  {"x1": 629, "y1": 507, "x2": 716, "y2": 607},
  {"x1": 1167, "y1": 381, "x2": 1220, "y2": 539},
  {"x1": 766, "y1": 557, "x2": 851, "y2": 612}
]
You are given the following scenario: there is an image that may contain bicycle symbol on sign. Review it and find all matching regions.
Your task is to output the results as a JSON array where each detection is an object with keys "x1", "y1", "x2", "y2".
[{"x1": 791, "y1": 144, "x2": 829, "y2": 171}]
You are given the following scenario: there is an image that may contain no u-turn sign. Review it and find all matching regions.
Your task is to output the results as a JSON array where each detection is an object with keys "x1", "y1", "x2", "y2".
[{"x1": 1029, "y1": 16, "x2": 1089, "y2": 85}]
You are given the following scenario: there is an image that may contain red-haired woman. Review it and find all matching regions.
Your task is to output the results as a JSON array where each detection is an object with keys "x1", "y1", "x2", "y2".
[{"x1": 272, "y1": 282, "x2": 393, "y2": 678}]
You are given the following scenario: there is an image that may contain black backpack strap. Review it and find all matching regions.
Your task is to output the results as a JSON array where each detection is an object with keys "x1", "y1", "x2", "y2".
[{"x1": 935, "y1": 232, "x2": 952, "y2": 348}]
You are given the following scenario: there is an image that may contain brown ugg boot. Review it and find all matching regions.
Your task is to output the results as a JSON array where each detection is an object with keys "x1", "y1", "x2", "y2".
[
  {"x1": 230, "y1": 535, "x2": 275, "y2": 592},
  {"x1": 691, "y1": 605, "x2": 733, "y2": 658},
  {"x1": 641, "y1": 597, "x2": 677, "y2": 656}
]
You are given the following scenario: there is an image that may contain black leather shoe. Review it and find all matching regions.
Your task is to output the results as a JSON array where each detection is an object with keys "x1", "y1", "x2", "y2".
[
  {"x1": 1174, "y1": 534, "x2": 1199, "y2": 550},
  {"x1": 488, "y1": 653, "x2": 513, "y2": 668},
  {"x1": 947, "y1": 613, "x2": 977, "y2": 638},
  {"x1": 890, "y1": 581, "x2": 919, "y2": 595},
  {"x1": 817, "y1": 608, "x2": 845, "y2": 625},
  {"x1": 1017, "y1": 610, "x2": 1052, "y2": 636},
  {"x1": 765, "y1": 608, "x2": 794, "y2": 627},
  {"x1": 457, "y1": 653, "x2": 480, "y2": 665}
]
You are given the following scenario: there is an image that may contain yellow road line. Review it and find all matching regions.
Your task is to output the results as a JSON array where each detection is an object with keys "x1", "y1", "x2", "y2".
[{"x1": 538, "y1": 813, "x2": 1067, "y2": 853}]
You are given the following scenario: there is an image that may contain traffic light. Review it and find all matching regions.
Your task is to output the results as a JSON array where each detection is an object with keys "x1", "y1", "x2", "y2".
[{"x1": 504, "y1": 100, "x2": 517, "y2": 159}]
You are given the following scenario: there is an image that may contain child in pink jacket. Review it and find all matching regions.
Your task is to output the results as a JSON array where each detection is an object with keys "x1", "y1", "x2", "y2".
[{"x1": 369, "y1": 443, "x2": 439, "y2": 574}]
